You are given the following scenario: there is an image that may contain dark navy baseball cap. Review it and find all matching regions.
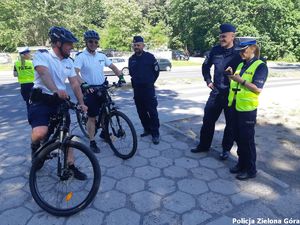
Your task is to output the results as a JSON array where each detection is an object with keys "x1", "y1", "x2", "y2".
[
  {"x1": 220, "y1": 23, "x2": 236, "y2": 34},
  {"x1": 133, "y1": 36, "x2": 144, "y2": 43},
  {"x1": 235, "y1": 38, "x2": 257, "y2": 50}
]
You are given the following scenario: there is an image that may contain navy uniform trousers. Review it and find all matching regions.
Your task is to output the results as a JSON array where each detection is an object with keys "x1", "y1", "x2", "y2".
[
  {"x1": 231, "y1": 101, "x2": 257, "y2": 175},
  {"x1": 199, "y1": 88, "x2": 234, "y2": 151},
  {"x1": 133, "y1": 86, "x2": 160, "y2": 137}
]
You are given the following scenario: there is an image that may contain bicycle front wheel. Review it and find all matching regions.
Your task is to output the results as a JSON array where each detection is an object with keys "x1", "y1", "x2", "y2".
[
  {"x1": 105, "y1": 110, "x2": 137, "y2": 159},
  {"x1": 76, "y1": 110, "x2": 89, "y2": 139},
  {"x1": 29, "y1": 141, "x2": 101, "y2": 217}
]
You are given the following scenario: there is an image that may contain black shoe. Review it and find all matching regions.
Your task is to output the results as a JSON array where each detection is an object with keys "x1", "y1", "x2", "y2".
[
  {"x1": 219, "y1": 151, "x2": 229, "y2": 160},
  {"x1": 229, "y1": 164, "x2": 243, "y2": 174},
  {"x1": 236, "y1": 172, "x2": 256, "y2": 180},
  {"x1": 99, "y1": 130, "x2": 106, "y2": 139},
  {"x1": 140, "y1": 130, "x2": 151, "y2": 137},
  {"x1": 190, "y1": 146, "x2": 209, "y2": 153},
  {"x1": 69, "y1": 164, "x2": 87, "y2": 181},
  {"x1": 152, "y1": 136, "x2": 160, "y2": 145},
  {"x1": 90, "y1": 141, "x2": 100, "y2": 153}
]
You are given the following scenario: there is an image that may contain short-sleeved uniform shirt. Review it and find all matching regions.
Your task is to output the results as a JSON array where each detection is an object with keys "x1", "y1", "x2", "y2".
[
  {"x1": 74, "y1": 49, "x2": 112, "y2": 85},
  {"x1": 239, "y1": 57, "x2": 268, "y2": 88},
  {"x1": 33, "y1": 49, "x2": 76, "y2": 94}
]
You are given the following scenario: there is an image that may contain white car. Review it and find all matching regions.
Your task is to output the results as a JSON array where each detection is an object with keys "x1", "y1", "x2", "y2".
[{"x1": 104, "y1": 57, "x2": 129, "y2": 76}]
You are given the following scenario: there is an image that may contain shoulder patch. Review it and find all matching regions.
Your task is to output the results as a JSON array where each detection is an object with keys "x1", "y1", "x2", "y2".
[{"x1": 38, "y1": 49, "x2": 48, "y2": 53}]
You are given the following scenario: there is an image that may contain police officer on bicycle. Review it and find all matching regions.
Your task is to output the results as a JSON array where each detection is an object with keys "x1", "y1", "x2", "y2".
[
  {"x1": 28, "y1": 26, "x2": 88, "y2": 180},
  {"x1": 191, "y1": 23, "x2": 242, "y2": 160},
  {"x1": 128, "y1": 36, "x2": 160, "y2": 144},
  {"x1": 74, "y1": 30, "x2": 125, "y2": 153}
]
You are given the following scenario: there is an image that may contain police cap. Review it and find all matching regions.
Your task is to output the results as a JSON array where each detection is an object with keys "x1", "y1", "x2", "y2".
[
  {"x1": 18, "y1": 46, "x2": 30, "y2": 55},
  {"x1": 133, "y1": 36, "x2": 144, "y2": 43},
  {"x1": 235, "y1": 38, "x2": 257, "y2": 50},
  {"x1": 220, "y1": 23, "x2": 236, "y2": 34}
]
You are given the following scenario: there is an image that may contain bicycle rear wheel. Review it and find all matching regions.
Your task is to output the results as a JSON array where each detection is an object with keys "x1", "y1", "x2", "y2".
[
  {"x1": 105, "y1": 110, "x2": 137, "y2": 159},
  {"x1": 29, "y1": 141, "x2": 101, "y2": 216}
]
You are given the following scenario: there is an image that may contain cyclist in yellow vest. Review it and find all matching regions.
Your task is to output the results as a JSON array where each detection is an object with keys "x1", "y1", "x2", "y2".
[
  {"x1": 225, "y1": 38, "x2": 268, "y2": 180},
  {"x1": 13, "y1": 47, "x2": 34, "y2": 110}
]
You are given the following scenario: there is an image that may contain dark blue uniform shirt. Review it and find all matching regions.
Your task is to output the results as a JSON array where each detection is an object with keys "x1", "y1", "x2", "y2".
[
  {"x1": 240, "y1": 57, "x2": 268, "y2": 88},
  {"x1": 202, "y1": 45, "x2": 242, "y2": 91},
  {"x1": 129, "y1": 51, "x2": 159, "y2": 86}
]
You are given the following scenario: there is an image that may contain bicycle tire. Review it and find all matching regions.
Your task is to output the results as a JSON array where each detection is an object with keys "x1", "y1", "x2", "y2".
[
  {"x1": 105, "y1": 110, "x2": 137, "y2": 159},
  {"x1": 76, "y1": 110, "x2": 89, "y2": 139},
  {"x1": 29, "y1": 141, "x2": 101, "y2": 217}
]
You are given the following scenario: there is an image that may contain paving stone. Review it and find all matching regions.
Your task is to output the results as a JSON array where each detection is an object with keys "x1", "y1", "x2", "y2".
[
  {"x1": 161, "y1": 149, "x2": 183, "y2": 159},
  {"x1": 241, "y1": 181, "x2": 277, "y2": 199},
  {"x1": 99, "y1": 156, "x2": 123, "y2": 168},
  {"x1": 116, "y1": 177, "x2": 145, "y2": 194},
  {"x1": 0, "y1": 207, "x2": 32, "y2": 225},
  {"x1": 163, "y1": 166, "x2": 188, "y2": 179},
  {"x1": 66, "y1": 208, "x2": 104, "y2": 225},
  {"x1": 182, "y1": 210, "x2": 212, "y2": 225},
  {"x1": 171, "y1": 141, "x2": 189, "y2": 150},
  {"x1": 94, "y1": 190, "x2": 126, "y2": 212},
  {"x1": 161, "y1": 134, "x2": 177, "y2": 143},
  {"x1": 151, "y1": 141, "x2": 171, "y2": 151},
  {"x1": 106, "y1": 165, "x2": 133, "y2": 179},
  {"x1": 99, "y1": 176, "x2": 116, "y2": 192},
  {"x1": 231, "y1": 192, "x2": 259, "y2": 205},
  {"x1": 0, "y1": 155, "x2": 26, "y2": 167},
  {"x1": 0, "y1": 165, "x2": 27, "y2": 179},
  {"x1": 232, "y1": 202, "x2": 277, "y2": 218},
  {"x1": 24, "y1": 199, "x2": 44, "y2": 213},
  {"x1": 148, "y1": 177, "x2": 176, "y2": 196},
  {"x1": 137, "y1": 140, "x2": 151, "y2": 149},
  {"x1": 0, "y1": 177, "x2": 27, "y2": 193},
  {"x1": 131, "y1": 191, "x2": 161, "y2": 213},
  {"x1": 178, "y1": 178, "x2": 209, "y2": 195},
  {"x1": 134, "y1": 166, "x2": 161, "y2": 180},
  {"x1": 269, "y1": 190, "x2": 300, "y2": 217},
  {"x1": 143, "y1": 209, "x2": 181, "y2": 225},
  {"x1": 149, "y1": 156, "x2": 173, "y2": 169},
  {"x1": 139, "y1": 149, "x2": 160, "y2": 158},
  {"x1": 208, "y1": 179, "x2": 240, "y2": 195},
  {"x1": 191, "y1": 167, "x2": 218, "y2": 181},
  {"x1": 175, "y1": 157, "x2": 199, "y2": 169},
  {"x1": 163, "y1": 191, "x2": 195, "y2": 213},
  {"x1": 216, "y1": 167, "x2": 236, "y2": 180},
  {"x1": 198, "y1": 192, "x2": 232, "y2": 214},
  {"x1": 105, "y1": 208, "x2": 140, "y2": 225},
  {"x1": 199, "y1": 158, "x2": 225, "y2": 169},
  {"x1": 27, "y1": 212, "x2": 65, "y2": 225},
  {"x1": 205, "y1": 216, "x2": 233, "y2": 225},
  {"x1": 123, "y1": 156, "x2": 148, "y2": 168}
]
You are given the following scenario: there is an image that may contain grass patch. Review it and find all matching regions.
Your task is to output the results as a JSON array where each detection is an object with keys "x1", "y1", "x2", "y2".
[{"x1": 172, "y1": 60, "x2": 201, "y2": 67}]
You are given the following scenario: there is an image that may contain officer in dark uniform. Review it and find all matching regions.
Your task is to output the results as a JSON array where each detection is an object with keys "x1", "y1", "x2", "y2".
[
  {"x1": 128, "y1": 36, "x2": 160, "y2": 144},
  {"x1": 191, "y1": 23, "x2": 242, "y2": 160}
]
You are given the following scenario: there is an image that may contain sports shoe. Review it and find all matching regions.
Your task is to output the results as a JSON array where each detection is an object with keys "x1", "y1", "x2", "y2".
[
  {"x1": 69, "y1": 164, "x2": 87, "y2": 181},
  {"x1": 140, "y1": 130, "x2": 151, "y2": 137},
  {"x1": 219, "y1": 151, "x2": 229, "y2": 160},
  {"x1": 90, "y1": 140, "x2": 100, "y2": 153},
  {"x1": 190, "y1": 145, "x2": 209, "y2": 153},
  {"x1": 152, "y1": 135, "x2": 160, "y2": 145}
]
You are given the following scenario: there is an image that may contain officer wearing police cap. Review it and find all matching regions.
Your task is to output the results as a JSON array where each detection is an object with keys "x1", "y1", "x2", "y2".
[
  {"x1": 226, "y1": 37, "x2": 268, "y2": 180},
  {"x1": 191, "y1": 23, "x2": 242, "y2": 160},
  {"x1": 128, "y1": 36, "x2": 160, "y2": 144}
]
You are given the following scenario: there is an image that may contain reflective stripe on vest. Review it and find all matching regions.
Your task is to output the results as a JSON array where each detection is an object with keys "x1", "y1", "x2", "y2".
[
  {"x1": 15, "y1": 60, "x2": 34, "y2": 84},
  {"x1": 228, "y1": 60, "x2": 264, "y2": 111}
]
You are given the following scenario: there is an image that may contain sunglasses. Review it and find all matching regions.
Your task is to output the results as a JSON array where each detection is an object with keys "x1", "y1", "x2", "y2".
[{"x1": 88, "y1": 40, "x2": 99, "y2": 44}]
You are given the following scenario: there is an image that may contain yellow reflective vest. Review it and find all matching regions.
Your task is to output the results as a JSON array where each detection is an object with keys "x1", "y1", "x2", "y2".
[
  {"x1": 14, "y1": 60, "x2": 34, "y2": 84},
  {"x1": 228, "y1": 60, "x2": 264, "y2": 111}
]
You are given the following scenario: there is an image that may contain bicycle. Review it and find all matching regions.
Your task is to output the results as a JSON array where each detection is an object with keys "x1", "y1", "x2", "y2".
[
  {"x1": 76, "y1": 82, "x2": 137, "y2": 159},
  {"x1": 29, "y1": 96, "x2": 101, "y2": 217}
]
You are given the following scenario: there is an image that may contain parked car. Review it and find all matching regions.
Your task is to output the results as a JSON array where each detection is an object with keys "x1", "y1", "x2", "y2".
[
  {"x1": 172, "y1": 50, "x2": 189, "y2": 61},
  {"x1": 157, "y1": 58, "x2": 172, "y2": 71},
  {"x1": 104, "y1": 57, "x2": 129, "y2": 76},
  {"x1": 0, "y1": 53, "x2": 12, "y2": 64}
]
